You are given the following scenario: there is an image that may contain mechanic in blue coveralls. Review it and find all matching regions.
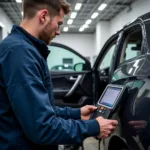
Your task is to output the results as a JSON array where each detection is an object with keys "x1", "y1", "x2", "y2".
[{"x1": 0, "y1": 0, "x2": 118, "y2": 149}]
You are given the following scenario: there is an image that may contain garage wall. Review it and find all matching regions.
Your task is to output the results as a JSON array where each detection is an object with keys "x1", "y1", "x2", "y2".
[
  {"x1": 0, "y1": 7, "x2": 13, "y2": 39},
  {"x1": 94, "y1": 21, "x2": 110, "y2": 56},
  {"x1": 53, "y1": 34, "x2": 94, "y2": 60}
]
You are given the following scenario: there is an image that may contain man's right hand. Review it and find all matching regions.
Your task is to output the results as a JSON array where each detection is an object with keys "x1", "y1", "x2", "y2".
[{"x1": 96, "y1": 117, "x2": 118, "y2": 139}]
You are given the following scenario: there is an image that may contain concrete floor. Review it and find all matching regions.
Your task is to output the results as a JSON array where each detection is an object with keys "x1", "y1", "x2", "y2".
[
  {"x1": 59, "y1": 137, "x2": 104, "y2": 150},
  {"x1": 83, "y1": 137, "x2": 102, "y2": 150}
]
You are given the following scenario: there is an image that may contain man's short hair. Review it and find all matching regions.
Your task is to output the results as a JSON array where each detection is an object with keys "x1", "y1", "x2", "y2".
[{"x1": 23, "y1": 0, "x2": 71, "y2": 19}]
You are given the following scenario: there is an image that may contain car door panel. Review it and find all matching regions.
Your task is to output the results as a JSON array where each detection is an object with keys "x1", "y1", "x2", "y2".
[
  {"x1": 111, "y1": 61, "x2": 146, "y2": 150},
  {"x1": 51, "y1": 71, "x2": 93, "y2": 108},
  {"x1": 47, "y1": 43, "x2": 92, "y2": 108}
]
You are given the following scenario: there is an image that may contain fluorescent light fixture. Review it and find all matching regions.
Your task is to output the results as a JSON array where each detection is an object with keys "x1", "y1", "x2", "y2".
[
  {"x1": 91, "y1": 12, "x2": 99, "y2": 19},
  {"x1": 98, "y1": 3, "x2": 107, "y2": 11},
  {"x1": 0, "y1": 22, "x2": 5, "y2": 28},
  {"x1": 79, "y1": 27, "x2": 84, "y2": 32},
  {"x1": 67, "y1": 19, "x2": 73, "y2": 25},
  {"x1": 82, "y1": 24, "x2": 89, "y2": 28},
  {"x1": 21, "y1": 11, "x2": 23, "y2": 16},
  {"x1": 85, "y1": 19, "x2": 92, "y2": 25},
  {"x1": 16, "y1": 0, "x2": 22, "y2": 3},
  {"x1": 79, "y1": 23, "x2": 89, "y2": 32},
  {"x1": 75, "y1": 3, "x2": 82, "y2": 10},
  {"x1": 70, "y1": 12, "x2": 77, "y2": 19},
  {"x1": 63, "y1": 27, "x2": 69, "y2": 32}
]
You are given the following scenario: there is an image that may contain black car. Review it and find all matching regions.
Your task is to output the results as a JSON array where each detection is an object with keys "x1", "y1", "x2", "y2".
[{"x1": 47, "y1": 12, "x2": 150, "y2": 150}]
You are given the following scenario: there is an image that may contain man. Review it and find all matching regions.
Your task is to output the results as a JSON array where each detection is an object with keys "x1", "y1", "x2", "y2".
[{"x1": 0, "y1": 0, "x2": 118, "y2": 149}]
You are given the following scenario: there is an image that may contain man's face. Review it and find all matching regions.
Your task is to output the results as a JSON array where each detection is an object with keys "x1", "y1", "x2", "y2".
[{"x1": 39, "y1": 9, "x2": 64, "y2": 45}]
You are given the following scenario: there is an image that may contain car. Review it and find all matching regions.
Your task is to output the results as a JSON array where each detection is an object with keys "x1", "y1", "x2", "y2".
[
  {"x1": 51, "y1": 64, "x2": 74, "y2": 71},
  {"x1": 47, "y1": 12, "x2": 150, "y2": 150}
]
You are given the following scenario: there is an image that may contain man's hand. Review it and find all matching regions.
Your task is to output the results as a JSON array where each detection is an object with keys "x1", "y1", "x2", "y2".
[
  {"x1": 96, "y1": 117, "x2": 118, "y2": 139},
  {"x1": 81, "y1": 105, "x2": 97, "y2": 120}
]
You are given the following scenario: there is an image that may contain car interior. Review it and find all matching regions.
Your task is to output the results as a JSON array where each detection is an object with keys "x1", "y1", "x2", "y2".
[{"x1": 120, "y1": 27, "x2": 143, "y2": 64}]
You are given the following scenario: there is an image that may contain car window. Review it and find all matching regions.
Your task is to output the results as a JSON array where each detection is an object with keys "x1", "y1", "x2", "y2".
[
  {"x1": 99, "y1": 42, "x2": 117, "y2": 70},
  {"x1": 47, "y1": 45, "x2": 86, "y2": 72},
  {"x1": 120, "y1": 27, "x2": 142, "y2": 63}
]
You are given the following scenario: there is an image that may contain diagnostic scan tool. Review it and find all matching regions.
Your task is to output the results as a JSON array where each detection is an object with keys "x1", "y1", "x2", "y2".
[{"x1": 90, "y1": 84, "x2": 126, "y2": 119}]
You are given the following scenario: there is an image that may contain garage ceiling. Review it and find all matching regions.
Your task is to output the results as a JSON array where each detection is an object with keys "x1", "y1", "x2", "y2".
[{"x1": 0, "y1": 0, "x2": 137, "y2": 33}]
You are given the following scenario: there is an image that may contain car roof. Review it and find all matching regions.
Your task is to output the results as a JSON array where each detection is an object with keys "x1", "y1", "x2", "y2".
[{"x1": 138, "y1": 12, "x2": 150, "y2": 21}]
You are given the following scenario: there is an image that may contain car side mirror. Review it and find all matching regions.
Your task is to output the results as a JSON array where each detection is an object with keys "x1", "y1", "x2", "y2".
[{"x1": 74, "y1": 63, "x2": 84, "y2": 72}]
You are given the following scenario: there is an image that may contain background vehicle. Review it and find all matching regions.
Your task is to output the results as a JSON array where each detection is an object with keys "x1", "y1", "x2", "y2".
[
  {"x1": 51, "y1": 64, "x2": 74, "y2": 71},
  {"x1": 47, "y1": 12, "x2": 150, "y2": 150}
]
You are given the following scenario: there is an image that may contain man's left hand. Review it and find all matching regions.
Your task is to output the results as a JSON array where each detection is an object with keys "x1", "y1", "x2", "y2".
[{"x1": 81, "y1": 105, "x2": 97, "y2": 120}]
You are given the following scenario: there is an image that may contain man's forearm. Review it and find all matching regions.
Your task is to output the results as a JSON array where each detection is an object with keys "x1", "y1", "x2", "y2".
[{"x1": 55, "y1": 106, "x2": 81, "y2": 119}]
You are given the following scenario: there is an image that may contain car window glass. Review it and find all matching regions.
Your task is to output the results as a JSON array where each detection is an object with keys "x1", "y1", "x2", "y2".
[
  {"x1": 120, "y1": 28, "x2": 142, "y2": 63},
  {"x1": 99, "y1": 42, "x2": 116, "y2": 70},
  {"x1": 47, "y1": 45, "x2": 86, "y2": 72}
]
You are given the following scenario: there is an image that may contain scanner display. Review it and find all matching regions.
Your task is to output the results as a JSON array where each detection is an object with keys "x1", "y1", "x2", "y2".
[
  {"x1": 90, "y1": 84, "x2": 126, "y2": 119},
  {"x1": 98, "y1": 87, "x2": 122, "y2": 108}
]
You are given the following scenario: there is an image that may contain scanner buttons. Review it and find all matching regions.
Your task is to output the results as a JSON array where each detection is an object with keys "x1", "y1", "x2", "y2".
[
  {"x1": 100, "y1": 106, "x2": 105, "y2": 110},
  {"x1": 98, "y1": 106, "x2": 106, "y2": 114}
]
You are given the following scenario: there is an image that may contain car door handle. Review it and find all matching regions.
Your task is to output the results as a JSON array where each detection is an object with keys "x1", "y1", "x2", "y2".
[
  {"x1": 65, "y1": 75, "x2": 82, "y2": 97},
  {"x1": 70, "y1": 76, "x2": 78, "y2": 81}
]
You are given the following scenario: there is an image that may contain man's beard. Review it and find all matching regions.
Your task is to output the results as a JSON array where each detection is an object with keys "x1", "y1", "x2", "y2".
[
  {"x1": 39, "y1": 23, "x2": 53, "y2": 45},
  {"x1": 39, "y1": 29, "x2": 52, "y2": 45}
]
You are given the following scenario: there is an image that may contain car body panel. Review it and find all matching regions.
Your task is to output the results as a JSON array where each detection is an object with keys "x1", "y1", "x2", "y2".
[{"x1": 51, "y1": 71, "x2": 93, "y2": 108}]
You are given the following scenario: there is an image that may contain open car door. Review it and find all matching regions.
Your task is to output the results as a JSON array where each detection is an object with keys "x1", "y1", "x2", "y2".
[
  {"x1": 48, "y1": 43, "x2": 93, "y2": 108},
  {"x1": 48, "y1": 33, "x2": 121, "y2": 108},
  {"x1": 92, "y1": 33, "x2": 122, "y2": 104}
]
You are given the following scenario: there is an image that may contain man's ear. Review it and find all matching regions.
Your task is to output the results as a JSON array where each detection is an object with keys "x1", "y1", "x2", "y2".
[{"x1": 39, "y1": 9, "x2": 50, "y2": 24}]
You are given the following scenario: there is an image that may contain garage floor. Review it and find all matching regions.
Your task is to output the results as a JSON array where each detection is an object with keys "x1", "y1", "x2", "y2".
[
  {"x1": 83, "y1": 137, "x2": 103, "y2": 150},
  {"x1": 59, "y1": 137, "x2": 104, "y2": 150}
]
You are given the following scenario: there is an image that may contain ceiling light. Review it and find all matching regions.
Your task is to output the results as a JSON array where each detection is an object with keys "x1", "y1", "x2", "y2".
[
  {"x1": 16, "y1": 0, "x2": 22, "y2": 3},
  {"x1": 79, "y1": 27, "x2": 84, "y2": 32},
  {"x1": 91, "y1": 12, "x2": 99, "y2": 19},
  {"x1": 0, "y1": 22, "x2": 5, "y2": 28},
  {"x1": 21, "y1": 11, "x2": 23, "y2": 16},
  {"x1": 67, "y1": 19, "x2": 73, "y2": 25},
  {"x1": 75, "y1": 3, "x2": 82, "y2": 10},
  {"x1": 98, "y1": 3, "x2": 107, "y2": 11},
  {"x1": 85, "y1": 19, "x2": 92, "y2": 25},
  {"x1": 63, "y1": 27, "x2": 69, "y2": 32},
  {"x1": 70, "y1": 12, "x2": 77, "y2": 19},
  {"x1": 82, "y1": 24, "x2": 89, "y2": 28}
]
